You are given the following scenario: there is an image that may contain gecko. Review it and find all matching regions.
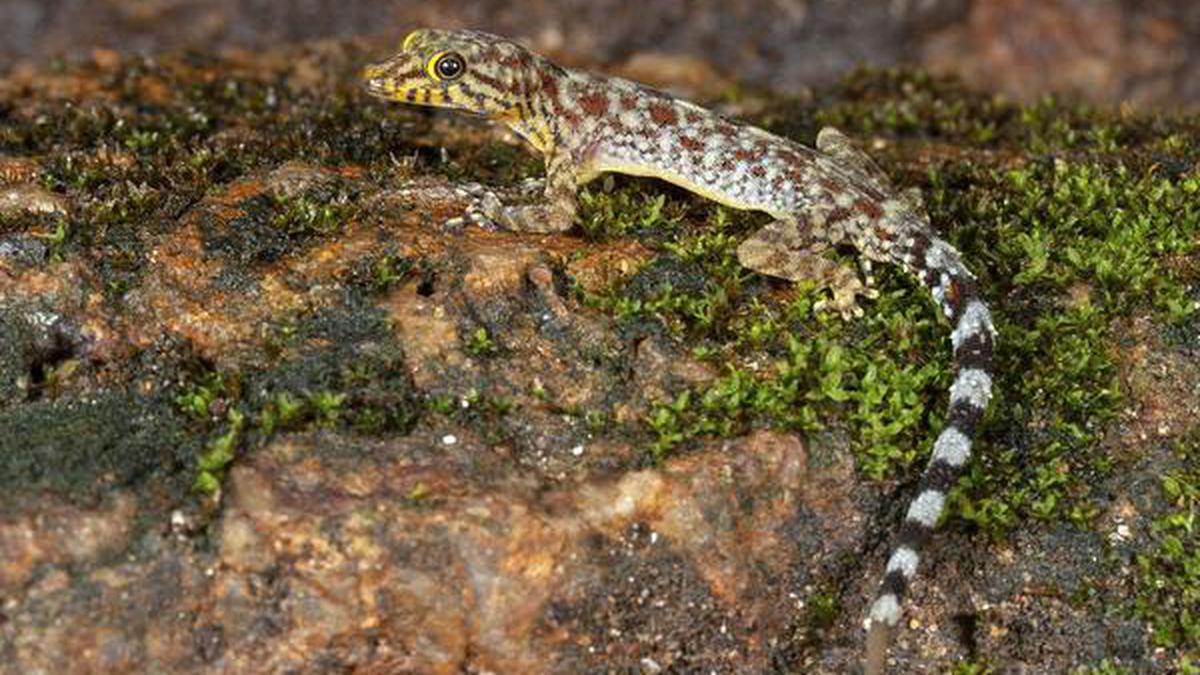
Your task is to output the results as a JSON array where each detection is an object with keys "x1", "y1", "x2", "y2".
[{"x1": 362, "y1": 28, "x2": 996, "y2": 674}]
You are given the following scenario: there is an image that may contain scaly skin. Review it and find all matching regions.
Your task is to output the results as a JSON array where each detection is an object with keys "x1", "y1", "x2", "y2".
[{"x1": 363, "y1": 28, "x2": 996, "y2": 673}]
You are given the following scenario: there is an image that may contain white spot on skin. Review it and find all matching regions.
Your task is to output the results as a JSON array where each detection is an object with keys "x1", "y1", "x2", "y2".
[
  {"x1": 886, "y1": 546, "x2": 920, "y2": 579},
  {"x1": 951, "y1": 300, "x2": 995, "y2": 350},
  {"x1": 931, "y1": 426, "x2": 971, "y2": 466},
  {"x1": 925, "y1": 239, "x2": 957, "y2": 271},
  {"x1": 950, "y1": 368, "x2": 993, "y2": 409},
  {"x1": 868, "y1": 593, "x2": 901, "y2": 626},
  {"x1": 906, "y1": 489, "x2": 945, "y2": 528}
]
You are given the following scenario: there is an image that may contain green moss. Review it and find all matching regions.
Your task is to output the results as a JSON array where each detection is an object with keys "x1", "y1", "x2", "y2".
[
  {"x1": 202, "y1": 186, "x2": 360, "y2": 270},
  {"x1": 1134, "y1": 430, "x2": 1200, "y2": 662},
  {"x1": 193, "y1": 408, "x2": 245, "y2": 495},
  {"x1": 935, "y1": 153, "x2": 1196, "y2": 532},
  {"x1": 268, "y1": 191, "x2": 356, "y2": 238},
  {"x1": 413, "y1": 386, "x2": 516, "y2": 446},
  {"x1": 256, "y1": 389, "x2": 349, "y2": 435},
  {"x1": 577, "y1": 180, "x2": 689, "y2": 242},
  {"x1": 465, "y1": 326, "x2": 498, "y2": 356},
  {"x1": 979, "y1": 161, "x2": 1198, "y2": 318},
  {"x1": 639, "y1": 281, "x2": 948, "y2": 475},
  {"x1": 572, "y1": 69, "x2": 1200, "y2": 546},
  {"x1": 407, "y1": 481, "x2": 431, "y2": 502},
  {"x1": 425, "y1": 393, "x2": 457, "y2": 415},
  {"x1": 250, "y1": 310, "x2": 421, "y2": 437},
  {"x1": 173, "y1": 306, "x2": 421, "y2": 493},
  {"x1": 584, "y1": 208, "x2": 755, "y2": 345},
  {"x1": 363, "y1": 252, "x2": 416, "y2": 292},
  {"x1": 803, "y1": 584, "x2": 841, "y2": 631},
  {"x1": 176, "y1": 371, "x2": 233, "y2": 421},
  {"x1": 950, "y1": 662, "x2": 993, "y2": 675},
  {"x1": 772, "y1": 576, "x2": 851, "y2": 666},
  {"x1": 1074, "y1": 661, "x2": 1136, "y2": 675}
]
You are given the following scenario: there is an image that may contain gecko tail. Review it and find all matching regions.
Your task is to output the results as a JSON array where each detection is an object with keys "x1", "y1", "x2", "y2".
[{"x1": 861, "y1": 227, "x2": 996, "y2": 674}]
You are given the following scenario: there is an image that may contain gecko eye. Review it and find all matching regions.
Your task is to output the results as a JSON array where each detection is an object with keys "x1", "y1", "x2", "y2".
[{"x1": 432, "y1": 53, "x2": 466, "y2": 81}]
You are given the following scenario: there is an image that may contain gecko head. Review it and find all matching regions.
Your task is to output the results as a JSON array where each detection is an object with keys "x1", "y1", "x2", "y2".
[{"x1": 362, "y1": 28, "x2": 548, "y2": 120}]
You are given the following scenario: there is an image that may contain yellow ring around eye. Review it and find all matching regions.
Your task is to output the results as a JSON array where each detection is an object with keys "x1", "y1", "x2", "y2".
[
  {"x1": 426, "y1": 52, "x2": 466, "y2": 81},
  {"x1": 424, "y1": 51, "x2": 447, "y2": 80}
]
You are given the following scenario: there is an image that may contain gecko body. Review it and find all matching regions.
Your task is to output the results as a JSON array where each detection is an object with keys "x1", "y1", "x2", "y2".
[{"x1": 363, "y1": 29, "x2": 996, "y2": 673}]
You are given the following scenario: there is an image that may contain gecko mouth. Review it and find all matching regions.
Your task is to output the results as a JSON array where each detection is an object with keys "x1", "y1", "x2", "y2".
[
  {"x1": 360, "y1": 64, "x2": 397, "y2": 97},
  {"x1": 364, "y1": 77, "x2": 390, "y2": 95}
]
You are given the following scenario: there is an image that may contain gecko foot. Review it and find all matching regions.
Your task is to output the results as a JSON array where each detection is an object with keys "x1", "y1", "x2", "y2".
[
  {"x1": 738, "y1": 219, "x2": 878, "y2": 320},
  {"x1": 514, "y1": 177, "x2": 545, "y2": 198},
  {"x1": 448, "y1": 182, "x2": 505, "y2": 231},
  {"x1": 813, "y1": 274, "x2": 878, "y2": 320}
]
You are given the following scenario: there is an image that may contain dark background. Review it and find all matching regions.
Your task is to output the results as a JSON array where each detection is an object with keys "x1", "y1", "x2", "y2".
[{"x1": 1, "y1": 0, "x2": 1197, "y2": 108}]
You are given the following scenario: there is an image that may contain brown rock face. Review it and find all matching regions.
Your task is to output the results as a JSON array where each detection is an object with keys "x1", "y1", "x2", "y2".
[
  {"x1": 1, "y1": 21, "x2": 1195, "y2": 675},
  {"x1": 214, "y1": 431, "x2": 856, "y2": 673},
  {"x1": 3, "y1": 429, "x2": 861, "y2": 673},
  {"x1": 0, "y1": 46, "x2": 873, "y2": 665}
]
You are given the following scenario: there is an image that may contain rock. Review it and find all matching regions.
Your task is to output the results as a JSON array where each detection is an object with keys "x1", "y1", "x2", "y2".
[
  {"x1": 0, "y1": 32, "x2": 1194, "y2": 675},
  {"x1": 0, "y1": 183, "x2": 68, "y2": 219}
]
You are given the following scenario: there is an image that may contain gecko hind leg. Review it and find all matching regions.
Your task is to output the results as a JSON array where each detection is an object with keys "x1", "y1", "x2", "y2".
[
  {"x1": 816, "y1": 127, "x2": 893, "y2": 190},
  {"x1": 818, "y1": 127, "x2": 927, "y2": 222},
  {"x1": 737, "y1": 219, "x2": 877, "y2": 319}
]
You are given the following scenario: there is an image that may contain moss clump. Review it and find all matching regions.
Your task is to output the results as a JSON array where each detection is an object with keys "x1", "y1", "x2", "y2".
[
  {"x1": 201, "y1": 185, "x2": 361, "y2": 270},
  {"x1": 465, "y1": 326, "x2": 498, "y2": 356},
  {"x1": 579, "y1": 68, "x2": 1199, "y2": 542},
  {"x1": 1134, "y1": 429, "x2": 1200, "y2": 664},
  {"x1": 421, "y1": 387, "x2": 515, "y2": 446},
  {"x1": 936, "y1": 155, "x2": 1197, "y2": 533},
  {"x1": 193, "y1": 408, "x2": 245, "y2": 494},
  {"x1": 176, "y1": 306, "x2": 421, "y2": 495},
  {"x1": 577, "y1": 180, "x2": 690, "y2": 242}
]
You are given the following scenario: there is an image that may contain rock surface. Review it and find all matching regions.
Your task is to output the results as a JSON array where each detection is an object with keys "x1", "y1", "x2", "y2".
[{"x1": 0, "y1": 36, "x2": 1197, "y2": 675}]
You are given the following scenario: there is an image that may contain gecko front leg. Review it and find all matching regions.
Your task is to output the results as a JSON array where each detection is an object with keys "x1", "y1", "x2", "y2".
[
  {"x1": 453, "y1": 149, "x2": 579, "y2": 233},
  {"x1": 738, "y1": 218, "x2": 878, "y2": 319}
]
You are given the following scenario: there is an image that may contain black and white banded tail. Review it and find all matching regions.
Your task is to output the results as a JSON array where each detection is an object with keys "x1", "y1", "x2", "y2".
[{"x1": 863, "y1": 227, "x2": 996, "y2": 674}]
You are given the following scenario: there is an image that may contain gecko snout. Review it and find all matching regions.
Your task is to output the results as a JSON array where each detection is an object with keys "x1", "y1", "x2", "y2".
[{"x1": 360, "y1": 64, "x2": 395, "y2": 96}]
